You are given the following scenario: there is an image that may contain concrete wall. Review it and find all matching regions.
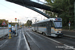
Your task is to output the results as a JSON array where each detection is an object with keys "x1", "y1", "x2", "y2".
[{"x1": 0, "y1": 29, "x2": 8, "y2": 38}]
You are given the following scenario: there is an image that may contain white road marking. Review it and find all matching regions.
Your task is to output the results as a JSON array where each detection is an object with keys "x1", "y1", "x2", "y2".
[
  {"x1": 22, "y1": 31, "x2": 30, "y2": 50},
  {"x1": 30, "y1": 30, "x2": 61, "y2": 44},
  {"x1": 27, "y1": 29, "x2": 75, "y2": 50},
  {"x1": 64, "y1": 44, "x2": 75, "y2": 50},
  {"x1": 17, "y1": 31, "x2": 21, "y2": 50},
  {"x1": 0, "y1": 40, "x2": 8, "y2": 48},
  {"x1": 25, "y1": 31, "x2": 41, "y2": 49},
  {"x1": 30, "y1": 30, "x2": 75, "y2": 50}
]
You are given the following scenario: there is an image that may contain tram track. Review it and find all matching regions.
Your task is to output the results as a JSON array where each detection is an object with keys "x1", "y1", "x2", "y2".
[
  {"x1": 24, "y1": 28, "x2": 65, "y2": 50},
  {"x1": 28, "y1": 29, "x2": 75, "y2": 48}
]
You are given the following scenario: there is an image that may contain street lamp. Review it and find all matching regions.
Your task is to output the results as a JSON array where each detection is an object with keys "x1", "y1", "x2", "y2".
[
  {"x1": 33, "y1": 17, "x2": 37, "y2": 23},
  {"x1": 18, "y1": 19, "x2": 20, "y2": 28}
]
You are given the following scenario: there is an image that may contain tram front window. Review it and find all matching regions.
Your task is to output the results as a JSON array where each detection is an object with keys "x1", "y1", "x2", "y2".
[{"x1": 54, "y1": 22, "x2": 62, "y2": 27}]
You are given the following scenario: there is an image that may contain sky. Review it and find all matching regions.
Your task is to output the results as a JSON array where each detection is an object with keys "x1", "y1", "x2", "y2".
[{"x1": 0, "y1": 0, "x2": 47, "y2": 23}]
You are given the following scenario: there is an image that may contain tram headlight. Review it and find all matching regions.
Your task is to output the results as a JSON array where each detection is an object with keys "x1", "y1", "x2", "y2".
[
  {"x1": 57, "y1": 31, "x2": 59, "y2": 33},
  {"x1": 57, "y1": 31, "x2": 61, "y2": 33},
  {"x1": 59, "y1": 31, "x2": 61, "y2": 33}
]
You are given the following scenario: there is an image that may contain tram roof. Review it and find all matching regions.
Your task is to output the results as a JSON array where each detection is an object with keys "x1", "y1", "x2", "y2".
[{"x1": 33, "y1": 18, "x2": 62, "y2": 24}]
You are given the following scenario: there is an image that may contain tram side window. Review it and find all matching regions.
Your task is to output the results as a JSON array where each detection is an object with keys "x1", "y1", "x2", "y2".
[
  {"x1": 42, "y1": 22, "x2": 46, "y2": 27},
  {"x1": 39, "y1": 23, "x2": 42, "y2": 27},
  {"x1": 51, "y1": 21, "x2": 54, "y2": 27},
  {"x1": 39, "y1": 22, "x2": 46, "y2": 27},
  {"x1": 38, "y1": 24, "x2": 40, "y2": 27}
]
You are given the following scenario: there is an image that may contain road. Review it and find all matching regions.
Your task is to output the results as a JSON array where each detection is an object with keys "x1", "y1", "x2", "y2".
[
  {"x1": 0, "y1": 29, "x2": 29, "y2": 50},
  {"x1": 0, "y1": 28, "x2": 75, "y2": 50},
  {"x1": 62, "y1": 30, "x2": 75, "y2": 38},
  {"x1": 24, "y1": 28, "x2": 75, "y2": 50}
]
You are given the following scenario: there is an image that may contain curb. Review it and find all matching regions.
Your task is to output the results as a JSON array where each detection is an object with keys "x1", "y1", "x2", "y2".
[
  {"x1": 63, "y1": 34, "x2": 75, "y2": 39},
  {"x1": 25, "y1": 35, "x2": 32, "y2": 50},
  {"x1": 62, "y1": 30, "x2": 75, "y2": 32},
  {"x1": 0, "y1": 34, "x2": 8, "y2": 40},
  {"x1": 23, "y1": 32, "x2": 31, "y2": 50}
]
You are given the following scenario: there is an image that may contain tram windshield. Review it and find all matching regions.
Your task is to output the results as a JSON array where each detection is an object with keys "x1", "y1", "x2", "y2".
[{"x1": 54, "y1": 22, "x2": 62, "y2": 27}]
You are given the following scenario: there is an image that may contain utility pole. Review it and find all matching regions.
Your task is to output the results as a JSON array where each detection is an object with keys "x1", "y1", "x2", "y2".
[
  {"x1": 33, "y1": 17, "x2": 37, "y2": 23},
  {"x1": 18, "y1": 19, "x2": 20, "y2": 28},
  {"x1": 74, "y1": 2, "x2": 75, "y2": 29},
  {"x1": 35, "y1": 19, "x2": 37, "y2": 23}
]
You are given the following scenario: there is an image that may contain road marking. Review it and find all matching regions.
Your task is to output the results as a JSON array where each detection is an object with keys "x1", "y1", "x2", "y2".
[
  {"x1": 25, "y1": 31, "x2": 41, "y2": 49},
  {"x1": 22, "y1": 31, "x2": 30, "y2": 50},
  {"x1": 64, "y1": 44, "x2": 75, "y2": 50},
  {"x1": 29, "y1": 31, "x2": 47, "y2": 41},
  {"x1": 0, "y1": 40, "x2": 8, "y2": 48},
  {"x1": 17, "y1": 31, "x2": 21, "y2": 50},
  {"x1": 64, "y1": 34, "x2": 75, "y2": 38},
  {"x1": 31, "y1": 30, "x2": 75, "y2": 50},
  {"x1": 30, "y1": 30, "x2": 61, "y2": 44}
]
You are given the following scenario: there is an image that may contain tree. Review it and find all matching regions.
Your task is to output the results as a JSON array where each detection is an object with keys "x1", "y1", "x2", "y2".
[
  {"x1": 45, "y1": 0, "x2": 74, "y2": 29},
  {"x1": 25, "y1": 20, "x2": 32, "y2": 26}
]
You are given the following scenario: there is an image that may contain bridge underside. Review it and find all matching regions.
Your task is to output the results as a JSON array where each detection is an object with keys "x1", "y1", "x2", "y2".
[
  {"x1": 6, "y1": 0, "x2": 60, "y2": 18},
  {"x1": 6, "y1": 0, "x2": 60, "y2": 13}
]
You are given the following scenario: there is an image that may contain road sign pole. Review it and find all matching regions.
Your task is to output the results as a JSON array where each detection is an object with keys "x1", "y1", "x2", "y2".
[
  {"x1": 3, "y1": 25, "x2": 4, "y2": 36},
  {"x1": 69, "y1": 26, "x2": 70, "y2": 30},
  {"x1": 15, "y1": 24, "x2": 17, "y2": 36},
  {"x1": 69, "y1": 23, "x2": 70, "y2": 30},
  {"x1": 69, "y1": 21, "x2": 71, "y2": 30},
  {"x1": 15, "y1": 18, "x2": 18, "y2": 36},
  {"x1": 4, "y1": 25, "x2": 5, "y2": 35},
  {"x1": 74, "y1": 2, "x2": 75, "y2": 29},
  {"x1": 2, "y1": 21, "x2": 7, "y2": 37}
]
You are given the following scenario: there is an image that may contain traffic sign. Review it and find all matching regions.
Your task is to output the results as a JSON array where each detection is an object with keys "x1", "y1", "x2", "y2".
[
  {"x1": 69, "y1": 21, "x2": 71, "y2": 26},
  {"x1": 8, "y1": 24, "x2": 11, "y2": 28},
  {"x1": 2, "y1": 21, "x2": 6, "y2": 25},
  {"x1": 15, "y1": 18, "x2": 17, "y2": 21}
]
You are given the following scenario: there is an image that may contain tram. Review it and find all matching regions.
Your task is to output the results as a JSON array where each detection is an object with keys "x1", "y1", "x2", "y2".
[{"x1": 32, "y1": 18, "x2": 63, "y2": 37}]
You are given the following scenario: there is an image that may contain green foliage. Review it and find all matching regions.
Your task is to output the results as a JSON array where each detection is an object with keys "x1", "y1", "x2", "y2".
[
  {"x1": 25, "y1": 20, "x2": 32, "y2": 26},
  {"x1": 45, "y1": 0, "x2": 74, "y2": 29}
]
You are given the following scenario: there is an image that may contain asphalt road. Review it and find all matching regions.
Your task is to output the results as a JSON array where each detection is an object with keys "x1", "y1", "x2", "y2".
[
  {"x1": 0, "y1": 28, "x2": 75, "y2": 50},
  {"x1": 24, "y1": 28, "x2": 75, "y2": 50},
  {"x1": 0, "y1": 29, "x2": 29, "y2": 50},
  {"x1": 62, "y1": 30, "x2": 75, "y2": 38}
]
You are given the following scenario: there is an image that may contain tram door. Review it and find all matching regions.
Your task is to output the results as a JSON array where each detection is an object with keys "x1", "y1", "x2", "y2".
[{"x1": 46, "y1": 22, "x2": 51, "y2": 36}]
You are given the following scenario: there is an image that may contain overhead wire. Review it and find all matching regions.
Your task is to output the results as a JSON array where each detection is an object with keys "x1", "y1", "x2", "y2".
[{"x1": 0, "y1": 2, "x2": 22, "y2": 17}]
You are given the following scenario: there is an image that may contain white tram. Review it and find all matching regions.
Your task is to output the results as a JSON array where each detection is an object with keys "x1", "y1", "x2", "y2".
[{"x1": 32, "y1": 18, "x2": 63, "y2": 37}]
